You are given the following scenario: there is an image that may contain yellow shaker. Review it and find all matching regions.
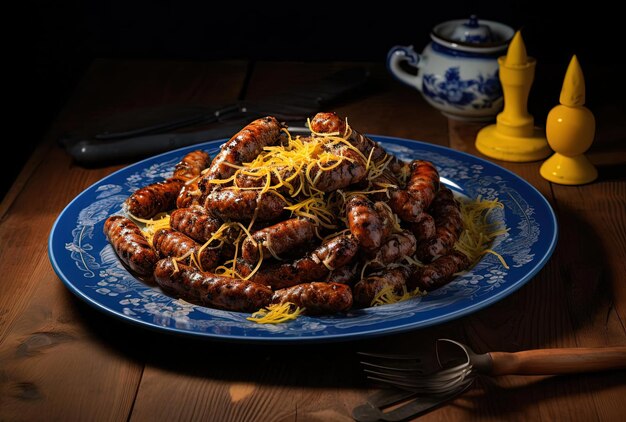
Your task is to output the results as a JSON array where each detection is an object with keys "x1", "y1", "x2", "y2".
[
  {"x1": 475, "y1": 31, "x2": 551, "y2": 162},
  {"x1": 540, "y1": 55, "x2": 597, "y2": 184}
]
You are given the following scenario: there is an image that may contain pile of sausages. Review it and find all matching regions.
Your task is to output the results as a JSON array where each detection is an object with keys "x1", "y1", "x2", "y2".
[{"x1": 103, "y1": 113, "x2": 470, "y2": 316}]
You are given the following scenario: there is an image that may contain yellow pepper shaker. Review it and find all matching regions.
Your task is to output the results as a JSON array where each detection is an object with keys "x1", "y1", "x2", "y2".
[
  {"x1": 540, "y1": 55, "x2": 597, "y2": 184},
  {"x1": 475, "y1": 31, "x2": 551, "y2": 162}
]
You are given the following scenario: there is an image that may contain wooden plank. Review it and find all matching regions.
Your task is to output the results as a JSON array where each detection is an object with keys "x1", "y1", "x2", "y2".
[
  {"x1": 0, "y1": 266, "x2": 141, "y2": 421},
  {"x1": 0, "y1": 59, "x2": 249, "y2": 421}
]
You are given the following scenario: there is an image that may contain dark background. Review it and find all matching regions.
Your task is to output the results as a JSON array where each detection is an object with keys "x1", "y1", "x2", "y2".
[{"x1": 10, "y1": 1, "x2": 622, "y2": 201}]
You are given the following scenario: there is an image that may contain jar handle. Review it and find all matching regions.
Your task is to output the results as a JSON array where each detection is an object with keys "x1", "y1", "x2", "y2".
[{"x1": 386, "y1": 45, "x2": 424, "y2": 92}]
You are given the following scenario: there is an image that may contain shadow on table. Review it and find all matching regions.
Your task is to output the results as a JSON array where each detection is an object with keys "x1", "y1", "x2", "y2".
[{"x1": 454, "y1": 372, "x2": 626, "y2": 417}]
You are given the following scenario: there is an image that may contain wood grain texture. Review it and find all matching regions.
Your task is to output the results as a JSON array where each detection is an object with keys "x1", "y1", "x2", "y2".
[
  {"x1": 1, "y1": 60, "x2": 624, "y2": 422},
  {"x1": 0, "y1": 270, "x2": 142, "y2": 421}
]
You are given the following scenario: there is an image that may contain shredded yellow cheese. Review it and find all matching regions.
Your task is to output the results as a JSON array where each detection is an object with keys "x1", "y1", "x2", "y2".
[
  {"x1": 371, "y1": 284, "x2": 425, "y2": 307},
  {"x1": 246, "y1": 302, "x2": 304, "y2": 324},
  {"x1": 129, "y1": 213, "x2": 171, "y2": 246},
  {"x1": 454, "y1": 196, "x2": 509, "y2": 267}
]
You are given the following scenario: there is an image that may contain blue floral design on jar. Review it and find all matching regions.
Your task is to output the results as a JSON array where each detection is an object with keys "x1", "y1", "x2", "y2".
[{"x1": 423, "y1": 67, "x2": 501, "y2": 110}]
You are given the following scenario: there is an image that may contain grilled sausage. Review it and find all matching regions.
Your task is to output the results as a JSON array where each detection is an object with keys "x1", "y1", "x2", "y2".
[
  {"x1": 176, "y1": 178, "x2": 202, "y2": 209},
  {"x1": 408, "y1": 251, "x2": 470, "y2": 291},
  {"x1": 388, "y1": 160, "x2": 439, "y2": 223},
  {"x1": 308, "y1": 146, "x2": 367, "y2": 192},
  {"x1": 152, "y1": 228, "x2": 220, "y2": 271},
  {"x1": 310, "y1": 112, "x2": 348, "y2": 135},
  {"x1": 346, "y1": 194, "x2": 386, "y2": 252},
  {"x1": 326, "y1": 264, "x2": 358, "y2": 285},
  {"x1": 310, "y1": 112, "x2": 388, "y2": 163},
  {"x1": 126, "y1": 179, "x2": 183, "y2": 219},
  {"x1": 370, "y1": 170, "x2": 402, "y2": 203},
  {"x1": 410, "y1": 213, "x2": 436, "y2": 243},
  {"x1": 154, "y1": 259, "x2": 272, "y2": 312},
  {"x1": 103, "y1": 216, "x2": 158, "y2": 276},
  {"x1": 369, "y1": 230, "x2": 417, "y2": 268},
  {"x1": 241, "y1": 218, "x2": 316, "y2": 262},
  {"x1": 170, "y1": 205, "x2": 222, "y2": 244},
  {"x1": 271, "y1": 282, "x2": 353, "y2": 315},
  {"x1": 416, "y1": 186, "x2": 463, "y2": 262},
  {"x1": 199, "y1": 116, "x2": 284, "y2": 192},
  {"x1": 205, "y1": 188, "x2": 286, "y2": 222},
  {"x1": 235, "y1": 259, "x2": 300, "y2": 290},
  {"x1": 353, "y1": 267, "x2": 410, "y2": 308},
  {"x1": 172, "y1": 150, "x2": 211, "y2": 181},
  {"x1": 236, "y1": 234, "x2": 359, "y2": 289},
  {"x1": 294, "y1": 234, "x2": 359, "y2": 279}
]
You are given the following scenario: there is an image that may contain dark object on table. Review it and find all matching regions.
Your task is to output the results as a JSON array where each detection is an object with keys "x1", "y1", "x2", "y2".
[{"x1": 59, "y1": 67, "x2": 370, "y2": 165}]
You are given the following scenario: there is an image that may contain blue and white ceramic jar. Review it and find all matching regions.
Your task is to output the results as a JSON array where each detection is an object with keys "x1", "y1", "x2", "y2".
[{"x1": 387, "y1": 16, "x2": 514, "y2": 121}]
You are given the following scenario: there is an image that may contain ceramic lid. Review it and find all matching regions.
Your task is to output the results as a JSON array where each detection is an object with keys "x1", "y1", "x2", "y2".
[{"x1": 432, "y1": 16, "x2": 515, "y2": 53}]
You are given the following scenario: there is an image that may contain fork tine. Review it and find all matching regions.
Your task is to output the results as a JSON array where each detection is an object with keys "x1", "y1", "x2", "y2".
[
  {"x1": 358, "y1": 351, "x2": 423, "y2": 362},
  {"x1": 360, "y1": 360, "x2": 425, "y2": 373},
  {"x1": 363, "y1": 361, "x2": 471, "y2": 380},
  {"x1": 366, "y1": 374, "x2": 472, "y2": 394},
  {"x1": 363, "y1": 362, "x2": 474, "y2": 393}
]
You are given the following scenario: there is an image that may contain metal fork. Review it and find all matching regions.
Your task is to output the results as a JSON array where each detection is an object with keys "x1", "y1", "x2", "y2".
[
  {"x1": 360, "y1": 339, "x2": 626, "y2": 391},
  {"x1": 354, "y1": 339, "x2": 626, "y2": 421}
]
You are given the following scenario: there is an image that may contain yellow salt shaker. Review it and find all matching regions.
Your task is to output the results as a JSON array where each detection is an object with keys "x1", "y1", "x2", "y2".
[
  {"x1": 475, "y1": 31, "x2": 551, "y2": 162},
  {"x1": 540, "y1": 55, "x2": 597, "y2": 185}
]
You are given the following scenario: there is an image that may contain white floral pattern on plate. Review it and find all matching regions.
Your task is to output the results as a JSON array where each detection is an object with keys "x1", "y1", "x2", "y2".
[{"x1": 49, "y1": 136, "x2": 557, "y2": 342}]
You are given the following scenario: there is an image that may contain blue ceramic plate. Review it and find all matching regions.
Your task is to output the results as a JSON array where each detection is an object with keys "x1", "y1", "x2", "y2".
[{"x1": 48, "y1": 136, "x2": 557, "y2": 343}]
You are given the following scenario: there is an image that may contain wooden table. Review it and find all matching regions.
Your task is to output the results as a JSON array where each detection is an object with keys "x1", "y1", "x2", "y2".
[{"x1": 1, "y1": 60, "x2": 625, "y2": 421}]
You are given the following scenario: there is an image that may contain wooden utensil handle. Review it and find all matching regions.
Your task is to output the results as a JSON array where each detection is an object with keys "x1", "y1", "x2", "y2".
[{"x1": 490, "y1": 346, "x2": 626, "y2": 375}]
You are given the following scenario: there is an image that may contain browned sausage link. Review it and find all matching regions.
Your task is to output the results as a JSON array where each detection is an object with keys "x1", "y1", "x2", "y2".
[
  {"x1": 369, "y1": 230, "x2": 417, "y2": 268},
  {"x1": 374, "y1": 201, "x2": 396, "y2": 240},
  {"x1": 410, "y1": 212, "x2": 436, "y2": 243},
  {"x1": 309, "y1": 146, "x2": 367, "y2": 192},
  {"x1": 326, "y1": 264, "x2": 358, "y2": 285},
  {"x1": 371, "y1": 169, "x2": 400, "y2": 188},
  {"x1": 238, "y1": 234, "x2": 360, "y2": 290},
  {"x1": 370, "y1": 170, "x2": 401, "y2": 202},
  {"x1": 353, "y1": 267, "x2": 410, "y2": 308},
  {"x1": 126, "y1": 179, "x2": 183, "y2": 219},
  {"x1": 408, "y1": 251, "x2": 470, "y2": 292},
  {"x1": 388, "y1": 157, "x2": 410, "y2": 179},
  {"x1": 170, "y1": 205, "x2": 222, "y2": 244},
  {"x1": 176, "y1": 179, "x2": 202, "y2": 209},
  {"x1": 241, "y1": 218, "x2": 316, "y2": 262},
  {"x1": 154, "y1": 259, "x2": 272, "y2": 312},
  {"x1": 198, "y1": 116, "x2": 284, "y2": 192},
  {"x1": 172, "y1": 150, "x2": 211, "y2": 182},
  {"x1": 204, "y1": 188, "x2": 286, "y2": 222},
  {"x1": 310, "y1": 112, "x2": 387, "y2": 163},
  {"x1": 234, "y1": 167, "x2": 298, "y2": 193},
  {"x1": 271, "y1": 282, "x2": 353, "y2": 315},
  {"x1": 388, "y1": 160, "x2": 439, "y2": 222},
  {"x1": 236, "y1": 259, "x2": 300, "y2": 290},
  {"x1": 103, "y1": 216, "x2": 158, "y2": 276},
  {"x1": 310, "y1": 112, "x2": 347, "y2": 135},
  {"x1": 416, "y1": 186, "x2": 463, "y2": 262},
  {"x1": 152, "y1": 228, "x2": 220, "y2": 271},
  {"x1": 294, "y1": 234, "x2": 360, "y2": 280},
  {"x1": 346, "y1": 195, "x2": 385, "y2": 252}
]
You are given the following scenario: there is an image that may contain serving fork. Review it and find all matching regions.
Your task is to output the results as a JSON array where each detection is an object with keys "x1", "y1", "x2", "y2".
[{"x1": 353, "y1": 339, "x2": 626, "y2": 421}]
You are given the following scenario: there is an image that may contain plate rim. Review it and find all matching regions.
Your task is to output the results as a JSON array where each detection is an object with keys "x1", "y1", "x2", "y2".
[{"x1": 48, "y1": 135, "x2": 558, "y2": 343}]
